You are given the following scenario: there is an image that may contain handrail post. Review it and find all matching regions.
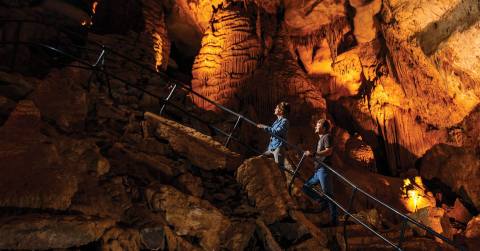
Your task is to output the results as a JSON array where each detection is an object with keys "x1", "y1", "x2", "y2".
[
  {"x1": 86, "y1": 47, "x2": 106, "y2": 91},
  {"x1": 287, "y1": 152, "x2": 307, "y2": 195},
  {"x1": 224, "y1": 115, "x2": 242, "y2": 147},
  {"x1": 398, "y1": 217, "x2": 408, "y2": 249},
  {"x1": 343, "y1": 187, "x2": 358, "y2": 251},
  {"x1": 99, "y1": 47, "x2": 112, "y2": 98},
  {"x1": 159, "y1": 83, "x2": 177, "y2": 115}
]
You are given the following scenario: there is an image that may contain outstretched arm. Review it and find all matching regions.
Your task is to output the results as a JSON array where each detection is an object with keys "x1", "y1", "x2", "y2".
[{"x1": 263, "y1": 119, "x2": 288, "y2": 136}]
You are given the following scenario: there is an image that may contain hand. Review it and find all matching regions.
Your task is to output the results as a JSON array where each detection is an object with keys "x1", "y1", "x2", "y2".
[
  {"x1": 304, "y1": 150, "x2": 311, "y2": 156},
  {"x1": 257, "y1": 124, "x2": 267, "y2": 129}
]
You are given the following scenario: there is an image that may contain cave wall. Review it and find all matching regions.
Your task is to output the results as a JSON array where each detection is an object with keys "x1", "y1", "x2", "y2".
[{"x1": 1, "y1": 0, "x2": 480, "y2": 249}]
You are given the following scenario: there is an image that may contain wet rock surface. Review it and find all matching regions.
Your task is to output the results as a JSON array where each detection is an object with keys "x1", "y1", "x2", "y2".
[{"x1": 0, "y1": 0, "x2": 479, "y2": 250}]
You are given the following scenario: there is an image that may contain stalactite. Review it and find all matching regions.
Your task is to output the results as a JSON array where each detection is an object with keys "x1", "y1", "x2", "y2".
[{"x1": 289, "y1": 17, "x2": 350, "y2": 62}]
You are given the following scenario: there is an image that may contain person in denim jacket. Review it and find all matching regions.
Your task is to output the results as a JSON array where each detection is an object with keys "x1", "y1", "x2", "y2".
[{"x1": 256, "y1": 102, "x2": 290, "y2": 170}]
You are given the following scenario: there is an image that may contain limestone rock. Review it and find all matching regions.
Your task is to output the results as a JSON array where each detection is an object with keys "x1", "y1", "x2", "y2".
[
  {"x1": 344, "y1": 133, "x2": 376, "y2": 172},
  {"x1": 236, "y1": 156, "x2": 293, "y2": 224},
  {"x1": 141, "y1": 0, "x2": 170, "y2": 70},
  {"x1": 0, "y1": 101, "x2": 78, "y2": 210},
  {"x1": 145, "y1": 184, "x2": 231, "y2": 250},
  {"x1": 57, "y1": 138, "x2": 110, "y2": 177},
  {"x1": 465, "y1": 215, "x2": 480, "y2": 239},
  {"x1": 408, "y1": 207, "x2": 453, "y2": 242},
  {"x1": 284, "y1": 0, "x2": 348, "y2": 39},
  {"x1": 114, "y1": 143, "x2": 182, "y2": 178},
  {"x1": 284, "y1": 0, "x2": 350, "y2": 64},
  {"x1": 145, "y1": 112, "x2": 242, "y2": 171},
  {"x1": 330, "y1": 78, "x2": 449, "y2": 174},
  {"x1": 163, "y1": 224, "x2": 202, "y2": 251},
  {"x1": 295, "y1": 39, "x2": 333, "y2": 75},
  {"x1": 32, "y1": 68, "x2": 88, "y2": 132},
  {"x1": 173, "y1": 0, "x2": 224, "y2": 33},
  {"x1": 244, "y1": 34, "x2": 327, "y2": 141},
  {"x1": 69, "y1": 179, "x2": 126, "y2": 221},
  {"x1": 288, "y1": 238, "x2": 330, "y2": 251},
  {"x1": 255, "y1": 219, "x2": 282, "y2": 251},
  {"x1": 350, "y1": 0, "x2": 382, "y2": 43},
  {"x1": 381, "y1": 0, "x2": 480, "y2": 128},
  {"x1": 191, "y1": 1, "x2": 261, "y2": 110},
  {"x1": 420, "y1": 144, "x2": 480, "y2": 210},
  {"x1": 446, "y1": 199, "x2": 473, "y2": 224},
  {"x1": 176, "y1": 172, "x2": 204, "y2": 197},
  {"x1": 0, "y1": 214, "x2": 114, "y2": 250},
  {"x1": 101, "y1": 227, "x2": 141, "y2": 251},
  {"x1": 0, "y1": 71, "x2": 34, "y2": 100},
  {"x1": 0, "y1": 95, "x2": 15, "y2": 123},
  {"x1": 330, "y1": 50, "x2": 363, "y2": 98},
  {"x1": 140, "y1": 227, "x2": 166, "y2": 250}
]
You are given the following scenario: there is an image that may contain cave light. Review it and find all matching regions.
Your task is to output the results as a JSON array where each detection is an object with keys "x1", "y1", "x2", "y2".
[{"x1": 401, "y1": 176, "x2": 435, "y2": 213}]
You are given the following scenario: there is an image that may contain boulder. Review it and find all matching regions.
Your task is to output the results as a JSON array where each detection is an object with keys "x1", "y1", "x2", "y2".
[
  {"x1": 0, "y1": 214, "x2": 114, "y2": 250},
  {"x1": 145, "y1": 112, "x2": 242, "y2": 171},
  {"x1": 409, "y1": 206, "x2": 453, "y2": 242},
  {"x1": 236, "y1": 156, "x2": 293, "y2": 224},
  {"x1": 465, "y1": 215, "x2": 480, "y2": 239},
  {"x1": 101, "y1": 227, "x2": 141, "y2": 251},
  {"x1": 69, "y1": 178, "x2": 127, "y2": 221},
  {"x1": 420, "y1": 144, "x2": 480, "y2": 210},
  {"x1": 145, "y1": 184, "x2": 232, "y2": 250},
  {"x1": 32, "y1": 68, "x2": 88, "y2": 132},
  {"x1": 446, "y1": 199, "x2": 473, "y2": 224},
  {"x1": 0, "y1": 101, "x2": 78, "y2": 210},
  {"x1": 0, "y1": 72, "x2": 34, "y2": 100}
]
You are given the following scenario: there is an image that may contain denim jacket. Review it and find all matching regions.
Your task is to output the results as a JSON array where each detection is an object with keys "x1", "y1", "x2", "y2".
[{"x1": 264, "y1": 117, "x2": 289, "y2": 151}]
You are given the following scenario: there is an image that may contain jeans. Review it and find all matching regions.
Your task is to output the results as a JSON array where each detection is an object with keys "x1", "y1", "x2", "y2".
[
  {"x1": 263, "y1": 147, "x2": 286, "y2": 170},
  {"x1": 303, "y1": 166, "x2": 338, "y2": 223}
]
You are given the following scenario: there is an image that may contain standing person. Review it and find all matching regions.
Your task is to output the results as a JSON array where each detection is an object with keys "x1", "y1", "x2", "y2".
[
  {"x1": 256, "y1": 102, "x2": 290, "y2": 170},
  {"x1": 303, "y1": 118, "x2": 338, "y2": 226}
]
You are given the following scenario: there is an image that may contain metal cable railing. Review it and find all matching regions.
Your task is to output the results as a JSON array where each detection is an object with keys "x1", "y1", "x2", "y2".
[{"x1": 0, "y1": 19, "x2": 466, "y2": 251}]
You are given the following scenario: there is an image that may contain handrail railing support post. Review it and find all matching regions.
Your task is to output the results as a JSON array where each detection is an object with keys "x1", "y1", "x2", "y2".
[
  {"x1": 398, "y1": 217, "x2": 408, "y2": 249},
  {"x1": 224, "y1": 116, "x2": 242, "y2": 147},
  {"x1": 287, "y1": 152, "x2": 307, "y2": 195},
  {"x1": 159, "y1": 83, "x2": 177, "y2": 115},
  {"x1": 343, "y1": 187, "x2": 358, "y2": 251}
]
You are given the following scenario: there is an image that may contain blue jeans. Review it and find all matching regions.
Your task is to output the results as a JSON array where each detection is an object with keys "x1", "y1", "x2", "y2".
[{"x1": 303, "y1": 166, "x2": 338, "y2": 223}]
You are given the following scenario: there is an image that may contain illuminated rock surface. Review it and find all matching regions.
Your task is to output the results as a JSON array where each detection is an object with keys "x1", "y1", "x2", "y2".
[{"x1": 0, "y1": 0, "x2": 479, "y2": 250}]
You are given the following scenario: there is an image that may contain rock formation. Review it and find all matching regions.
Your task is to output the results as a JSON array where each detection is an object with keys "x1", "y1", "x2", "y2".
[{"x1": 1, "y1": 0, "x2": 479, "y2": 250}]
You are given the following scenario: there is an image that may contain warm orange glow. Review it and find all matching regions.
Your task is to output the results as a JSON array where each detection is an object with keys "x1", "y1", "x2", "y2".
[
  {"x1": 81, "y1": 20, "x2": 93, "y2": 26},
  {"x1": 92, "y1": 2, "x2": 98, "y2": 14},
  {"x1": 401, "y1": 176, "x2": 435, "y2": 212}
]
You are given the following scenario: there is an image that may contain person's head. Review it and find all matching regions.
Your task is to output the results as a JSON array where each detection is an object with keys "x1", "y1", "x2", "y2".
[
  {"x1": 315, "y1": 118, "x2": 331, "y2": 134},
  {"x1": 274, "y1": 102, "x2": 290, "y2": 117}
]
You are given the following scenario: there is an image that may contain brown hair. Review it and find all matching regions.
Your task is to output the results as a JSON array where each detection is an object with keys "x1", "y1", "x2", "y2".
[
  {"x1": 277, "y1": 102, "x2": 290, "y2": 116},
  {"x1": 317, "y1": 118, "x2": 331, "y2": 132}
]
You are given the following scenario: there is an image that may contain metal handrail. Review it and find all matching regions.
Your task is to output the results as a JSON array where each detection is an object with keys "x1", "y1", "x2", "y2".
[{"x1": 0, "y1": 19, "x2": 465, "y2": 250}]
